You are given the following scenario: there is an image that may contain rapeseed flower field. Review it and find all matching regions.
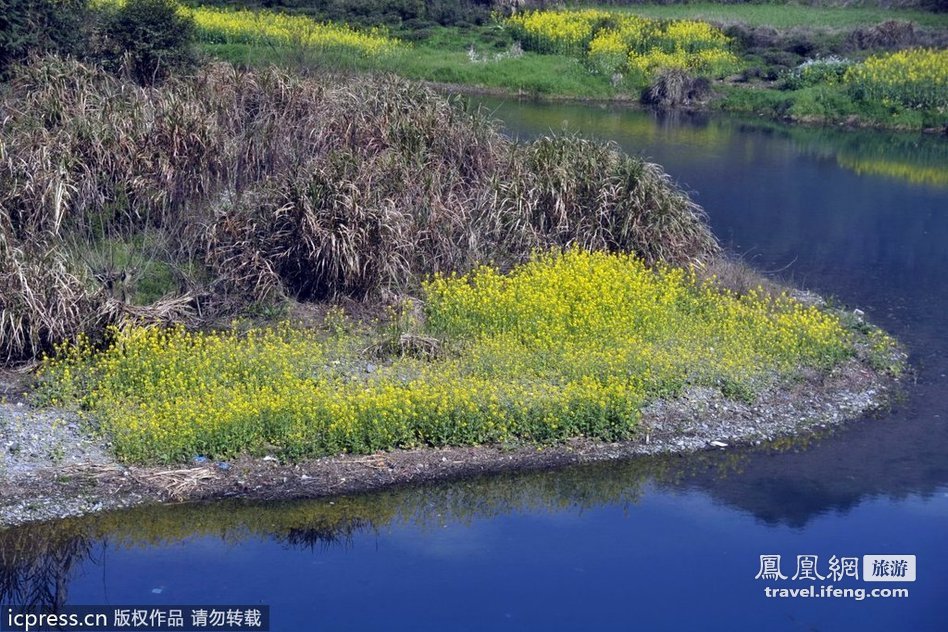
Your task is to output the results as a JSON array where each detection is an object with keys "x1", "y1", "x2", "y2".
[
  {"x1": 507, "y1": 10, "x2": 740, "y2": 81},
  {"x1": 844, "y1": 48, "x2": 948, "y2": 111},
  {"x1": 188, "y1": 6, "x2": 400, "y2": 58},
  {"x1": 95, "y1": 1, "x2": 401, "y2": 58},
  {"x1": 39, "y1": 251, "x2": 860, "y2": 464}
]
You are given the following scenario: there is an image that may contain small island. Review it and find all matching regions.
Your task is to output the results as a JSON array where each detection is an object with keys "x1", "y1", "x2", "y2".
[{"x1": 0, "y1": 0, "x2": 914, "y2": 527}]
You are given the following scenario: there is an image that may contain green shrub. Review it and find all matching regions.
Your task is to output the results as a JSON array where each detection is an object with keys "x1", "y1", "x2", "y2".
[
  {"x1": 101, "y1": 0, "x2": 197, "y2": 84},
  {"x1": 0, "y1": 0, "x2": 91, "y2": 76},
  {"x1": 783, "y1": 56, "x2": 853, "y2": 90}
]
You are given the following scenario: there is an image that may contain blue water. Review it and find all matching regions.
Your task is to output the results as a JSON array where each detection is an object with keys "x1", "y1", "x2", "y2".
[
  {"x1": 3, "y1": 104, "x2": 946, "y2": 631},
  {"x1": 59, "y1": 488, "x2": 942, "y2": 630}
]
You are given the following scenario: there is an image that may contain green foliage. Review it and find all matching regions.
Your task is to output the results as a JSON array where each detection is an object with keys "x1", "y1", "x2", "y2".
[
  {"x1": 100, "y1": 0, "x2": 197, "y2": 84},
  {"x1": 718, "y1": 78, "x2": 938, "y2": 129},
  {"x1": 783, "y1": 56, "x2": 853, "y2": 90},
  {"x1": 191, "y1": 0, "x2": 493, "y2": 30},
  {"x1": 786, "y1": 85, "x2": 860, "y2": 120},
  {"x1": 0, "y1": 0, "x2": 92, "y2": 75}
]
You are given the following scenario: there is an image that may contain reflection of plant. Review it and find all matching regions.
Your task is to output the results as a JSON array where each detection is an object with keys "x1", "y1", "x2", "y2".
[
  {"x1": 836, "y1": 155, "x2": 948, "y2": 187},
  {"x1": 0, "y1": 452, "x2": 691, "y2": 557},
  {"x1": 0, "y1": 523, "x2": 92, "y2": 608},
  {"x1": 808, "y1": 129, "x2": 948, "y2": 188},
  {"x1": 739, "y1": 118, "x2": 948, "y2": 188}
]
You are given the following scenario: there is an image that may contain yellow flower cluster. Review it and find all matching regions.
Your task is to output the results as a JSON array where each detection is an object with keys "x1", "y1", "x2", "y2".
[
  {"x1": 506, "y1": 8, "x2": 611, "y2": 56},
  {"x1": 189, "y1": 7, "x2": 400, "y2": 57},
  {"x1": 507, "y1": 9, "x2": 739, "y2": 80},
  {"x1": 661, "y1": 20, "x2": 731, "y2": 53},
  {"x1": 39, "y1": 251, "x2": 855, "y2": 464},
  {"x1": 844, "y1": 48, "x2": 948, "y2": 110},
  {"x1": 92, "y1": 1, "x2": 400, "y2": 58},
  {"x1": 425, "y1": 250, "x2": 850, "y2": 391}
]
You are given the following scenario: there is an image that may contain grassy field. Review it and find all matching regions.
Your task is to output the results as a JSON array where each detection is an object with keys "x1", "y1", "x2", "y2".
[
  {"x1": 207, "y1": 39, "x2": 618, "y2": 98},
  {"x1": 615, "y1": 3, "x2": 948, "y2": 29}
]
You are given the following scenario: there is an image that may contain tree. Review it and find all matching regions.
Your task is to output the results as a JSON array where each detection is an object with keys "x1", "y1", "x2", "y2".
[
  {"x1": 0, "y1": 0, "x2": 91, "y2": 76},
  {"x1": 102, "y1": 0, "x2": 197, "y2": 85}
]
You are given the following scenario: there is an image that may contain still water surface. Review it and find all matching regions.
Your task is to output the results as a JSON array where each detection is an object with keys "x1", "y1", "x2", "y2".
[{"x1": 3, "y1": 103, "x2": 946, "y2": 630}]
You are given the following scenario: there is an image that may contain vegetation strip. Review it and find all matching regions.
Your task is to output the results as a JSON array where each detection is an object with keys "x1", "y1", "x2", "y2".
[
  {"x1": 6, "y1": 2, "x2": 946, "y2": 128},
  {"x1": 186, "y1": 5, "x2": 401, "y2": 57},
  {"x1": 35, "y1": 250, "x2": 900, "y2": 465}
]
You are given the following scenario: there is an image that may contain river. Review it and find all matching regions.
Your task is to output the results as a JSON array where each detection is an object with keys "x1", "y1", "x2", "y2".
[{"x1": 2, "y1": 103, "x2": 945, "y2": 630}]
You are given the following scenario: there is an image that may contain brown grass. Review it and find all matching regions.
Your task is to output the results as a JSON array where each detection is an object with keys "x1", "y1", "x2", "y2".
[
  {"x1": 698, "y1": 256, "x2": 786, "y2": 298},
  {"x1": 643, "y1": 68, "x2": 712, "y2": 108},
  {"x1": 0, "y1": 56, "x2": 718, "y2": 362}
]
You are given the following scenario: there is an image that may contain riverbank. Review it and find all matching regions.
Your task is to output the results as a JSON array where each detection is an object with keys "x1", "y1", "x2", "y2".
[
  {"x1": 2, "y1": 272, "x2": 908, "y2": 528},
  {"x1": 423, "y1": 80, "x2": 947, "y2": 135},
  {"x1": 198, "y1": 3, "x2": 948, "y2": 132},
  {"x1": 0, "y1": 339, "x2": 903, "y2": 528}
]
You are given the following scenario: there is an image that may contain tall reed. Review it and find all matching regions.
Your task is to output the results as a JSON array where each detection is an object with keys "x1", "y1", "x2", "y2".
[{"x1": 1, "y1": 57, "x2": 717, "y2": 361}]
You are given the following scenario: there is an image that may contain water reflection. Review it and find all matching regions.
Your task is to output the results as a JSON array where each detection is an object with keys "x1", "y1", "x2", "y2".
[
  {"x1": 4, "y1": 100, "x2": 946, "y2": 629},
  {"x1": 470, "y1": 97, "x2": 948, "y2": 189},
  {"x1": 1, "y1": 412, "x2": 943, "y2": 629},
  {"x1": 0, "y1": 451, "x2": 725, "y2": 606},
  {"x1": 0, "y1": 522, "x2": 95, "y2": 608},
  {"x1": 2, "y1": 429, "x2": 930, "y2": 608}
]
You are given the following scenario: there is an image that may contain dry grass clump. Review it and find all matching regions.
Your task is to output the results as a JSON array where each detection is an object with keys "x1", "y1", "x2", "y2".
[
  {"x1": 643, "y1": 68, "x2": 712, "y2": 108},
  {"x1": 698, "y1": 257, "x2": 786, "y2": 299},
  {"x1": 0, "y1": 238, "x2": 100, "y2": 363},
  {"x1": 1, "y1": 56, "x2": 717, "y2": 361},
  {"x1": 846, "y1": 20, "x2": 919, "y2": 51},
  {"x1": 203, "y1": 78, "x2": 510, "y2": 300}
]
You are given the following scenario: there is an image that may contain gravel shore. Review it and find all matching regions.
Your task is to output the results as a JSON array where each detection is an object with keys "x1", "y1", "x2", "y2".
[{"x1": 0, "y1": 356, "x2": 900, "y2": 528}]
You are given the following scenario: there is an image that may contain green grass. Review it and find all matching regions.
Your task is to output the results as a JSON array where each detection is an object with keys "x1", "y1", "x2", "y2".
[
  {"x1": 615, "y1": 3, "x2": 948, "y2": 29},
  {"x1": 203, "y1": 25, "x2": 620, "y2": 99},
  {"x1": 716, "y1": 83, "x2": 937, "y2": 130},
  {"x1": 390, "y1": 48, "x2": 614, "y2": 97}
]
